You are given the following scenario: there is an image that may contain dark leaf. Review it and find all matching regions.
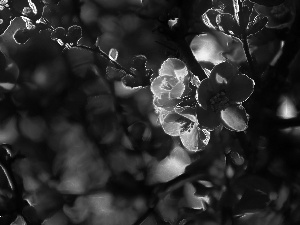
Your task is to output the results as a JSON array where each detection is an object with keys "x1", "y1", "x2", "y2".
[
  {"x1": 66, "y1": 25, "x2": 82, "y2": 45},
  {"x1": 202, "y1": 9, "x2": 220, "y2": 30},
  {"x1": 0, "y1": 97, "x2": 17, "y2": 123},
  {"x1": 128, "y1": 121, "x2": 151, "y2": 144},
  {"x1": 234, "y1": 189, "x2": 270, "y2": 215},
  {"x1": 22, "y1": 205, "x2": 41, "y2": 225},
  {"x1": 247, "y1": 16, "x2": 268, "y2": 37},
  {"x1": 0, "y1": 7, "x2": 13, "y2": 35},
  {"x1": 9, "y1": 0, "x2": 28, "y2": 14},
  {"x1": 0, "y1": 214, "x2": 18, "y2": 225},
  {"x1": 0, "y1": 61, "x2": 19, "y2": 91},
  {"x1": 106, "y1": 66, "x2": 126, "y2": 81},
  {"x1": 239, "y1": 5, "x2": 253, "y2": 28},
  {"x1": 0, "y1": 51, "x2": 7, "y2": 74},
  {"x1": 121, "y1": 55, "x2": 152, "y2": 88},
  {"x1": 217, "y1": 13, "x2": 241, "y2": 36},
  {"x1": 234, "y1": 175, "x2": 273, "y2": 194},
  {"x1": 192, "y1": 181, "x2": 212, "y2": 196},
  {"x1": 250, "y1": 0, "x2": 285, "y2": 7},
  {"x1": 50, "y1": 27, "x2": 66, "y2": 42},
  {"x1": 13, "y1": 28, "x2": 37, "y2": 44}
]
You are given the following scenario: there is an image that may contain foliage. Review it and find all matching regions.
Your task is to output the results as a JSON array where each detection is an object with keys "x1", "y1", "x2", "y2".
[{"x1": 0, "y1": 0, "x2": 299, "y2": 225}]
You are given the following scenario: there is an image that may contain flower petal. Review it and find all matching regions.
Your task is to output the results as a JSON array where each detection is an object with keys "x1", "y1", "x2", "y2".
[
  {"x1": 150, "y1": 75, "x2": 177, "y2": 98},
  {"x1": 226, "y1": 74, "x2": 255, "y2": 103},
  {"x1": 161, "y1": 111, "x2": 193, "y2": 137},
  {"x1": 197, "y1": 78, "x2": 217, "y2": 110},
  {"x1": 202, "y1": 9, "x2": 221, "y2": 30},
  {"x1": 210, "y1": 61, "x2": 239, "y2": 87},
  {"x1": 196, "y1": 106, "x2": 221, "y2": 131},
  {"x1": 170, "y1": 82, "x2": 185, "y2": 99},
  {"x1": 175, "y1": 106, "x2": 197, "y2": 122},
  {"x1": 220, "y1": 105, "x2": 249, "y2": 131},
  {"x1": 153, "y1": 94, "x2": 181, "y2": 111},
  {"x1": 162, "y1": 121, "x2": 181, "y2": 137},
  {"x1": 180, "y1": 123, "x2": 210, "y2": 152},
  {"x1": 190, "y1": 33, "x2": 226, "y2": 65},
  {"x1": 159, "y1": 58, "x2": 188, "y2": 81}
]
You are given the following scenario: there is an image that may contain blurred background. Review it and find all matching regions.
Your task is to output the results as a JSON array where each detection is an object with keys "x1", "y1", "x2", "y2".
[{"x1": 0, "y1": 0, "x2": 300, "y2": 224}]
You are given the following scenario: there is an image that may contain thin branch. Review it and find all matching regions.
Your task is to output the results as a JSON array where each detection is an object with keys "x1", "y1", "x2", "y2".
[
  {"x1": 131, "y1": 173, "x2": 205, "y2": 225},
  {"x1": 175, "y1": 36, "x2": 207, "y2": 81},
  {"x1": 76, "y1": 45, "x2": 136, "y2": 77},
  {"x1": 241, "y1": 35, "x2": 260, "y2": 86},
  {"x1": 132, "y1": 206, "x2": 156, "y2": 225}
]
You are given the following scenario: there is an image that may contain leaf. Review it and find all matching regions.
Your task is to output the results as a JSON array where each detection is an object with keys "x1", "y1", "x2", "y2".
[
  {"x1": 239, "y1": 5, "x2": 253, "y2": 28},
  {"x1": 0, "y1": 51, "x2": 7, "y2": 74},
  {"x1": 230, "y1": 151, "x2": 244, "y2": 165},
  {"x1": 0, "y1": 61, "x2": 19, "y2": 91},
  {"x1": 250, "y1": 0, "x2": 284, "y2": 7},
  {"x1": 216, "y1": 13, "x2": 241, "y2": 37},
  {"x1": 106, "y1": 66, "x2": 126, "y2": 81},
  {"x1": 0, "y1": 7, "x2": 13, "y2": 35},
  {"x1": 13, "y1": 29, "x2": 33, "y2": 44},
  {"x1": 22, "y1": 205, "x2": 41, "y2": 225},
  {"x1": 50, "y1": 27, "x2": 66, "y2": 42},
  {"x1": 247, "y1": 16, "x2": 268, "y2": 37},
  {"x1": 0, "y1": 214, "x2": 18, "y2": 225},
  {"x1": 131, "y1": 55, "x2": 148, "y2": 77},
  {"x1": 30, "y1": 0, "x2": 44, "y2": 20},
  {"x1": 202, "y1": 9, "x2": 221, "y2": 30},
  {"x1": 121, "y1": 55, "x2": 152, "y2": 88},
  {"x1": 234, "y1": 175, "x2": 273, "y2": 194},
  {"x1": 66, "y1": 25, "x2": 82, "y2": 45},
  {"x1": 234, "y1": 189, "x2": 270, "y2": 215}
]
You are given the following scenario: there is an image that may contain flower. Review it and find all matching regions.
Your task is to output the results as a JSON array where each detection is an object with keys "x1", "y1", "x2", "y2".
[
  {"x1": 196, "y1": 61, "x2": 254, "y2": 131},
  {"x1": 159, "y1": 107, "x2": 210, "y2": 152},
  {"x1": 190, "y1": 31, "x2": 247, "y2": 67},
  {"x1": 254, "y1": 0, "x2": 295, "y2": 29},
  {"x1": 151, "y1": 58, "x2": 190, "y2": 111},
  {"x1": 151, "y1": 58, "x2": 210, "y2": 151}
]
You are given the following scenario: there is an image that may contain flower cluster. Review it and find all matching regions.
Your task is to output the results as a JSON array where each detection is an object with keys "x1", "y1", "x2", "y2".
[
  {"x1": 151, "y1": 58, "x2": 254, "y2": 150},
  {"x1": 151, "y1": 58, "x2": 210, "y2": 152}
]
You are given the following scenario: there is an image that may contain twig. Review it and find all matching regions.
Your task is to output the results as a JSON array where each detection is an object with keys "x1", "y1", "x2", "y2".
[
  {"x1": 174, "y1": 36, "x2": 207, "y2": 81},
  {"x1": 0, "y1": 145, "x2": 41, "y2": 225},
  {"x1": 131, "y1": 173, "x2": 205, "y2": 225},
  {"x1": 132, "y1": 206, "x2": 156, "y2": 225},
  {"x1": 76, "y1": 45, "x2": 136, "y2": 77}
]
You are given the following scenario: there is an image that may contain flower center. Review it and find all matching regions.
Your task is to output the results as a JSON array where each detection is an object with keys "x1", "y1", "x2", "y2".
[
  {"x1": 160, "y1": 78, "x2": 173, "y2": 91},
  {"x1": 209, "y1": 91, "x2": 229, "y2": 112}
]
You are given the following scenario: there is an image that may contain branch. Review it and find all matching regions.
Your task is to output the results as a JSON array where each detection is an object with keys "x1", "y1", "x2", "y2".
[
  {"x1": 76, "y1": 45, "x2": 136, "y2": 77},
  {"x1": 174, "y1": 36, "x2": 207, "y2": 81},
  {"x1": 131, "y1": 173, "x2": 204, "y2": 225}
]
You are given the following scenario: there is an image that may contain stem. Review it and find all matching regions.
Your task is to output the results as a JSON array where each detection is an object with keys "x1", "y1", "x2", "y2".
[
  {"x1": 132, "y1": 206, "x2": 156, "y2": 225},
  {"x1": 176, "y1": 37, "x2": 207, "y2": 80},
  {"x1": 77, "y1": 45, "x2": 136, "y2": 77},
  {"x1": 241, "y1": 35, "x2": 257, "y2": 81}
]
